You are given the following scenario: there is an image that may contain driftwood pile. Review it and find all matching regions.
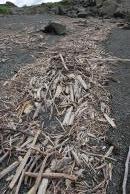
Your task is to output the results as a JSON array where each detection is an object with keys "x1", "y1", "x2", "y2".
[{"x1": 0, "y1": 19, "x2": 115, "y2": 193}]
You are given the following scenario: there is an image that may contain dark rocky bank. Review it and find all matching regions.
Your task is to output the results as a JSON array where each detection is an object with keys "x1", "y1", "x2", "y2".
[{"x1": 1, "y1": 0, "x2": 130, "y2": 20}]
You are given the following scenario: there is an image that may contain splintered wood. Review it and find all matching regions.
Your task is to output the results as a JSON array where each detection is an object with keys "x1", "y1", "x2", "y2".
[{"x1": 0, "y1": 18, "x2": 115, "y2": 193}]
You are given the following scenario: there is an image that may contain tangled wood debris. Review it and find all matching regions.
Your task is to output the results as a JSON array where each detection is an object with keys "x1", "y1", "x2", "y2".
[{"x1": 0, "y1": 19, "x2": 116, "y2": 193}]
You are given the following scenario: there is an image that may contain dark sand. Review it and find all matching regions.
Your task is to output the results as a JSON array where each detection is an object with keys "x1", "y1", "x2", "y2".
[{"x1": 106, "y1": 28, "x2": 130, "y2": 194}]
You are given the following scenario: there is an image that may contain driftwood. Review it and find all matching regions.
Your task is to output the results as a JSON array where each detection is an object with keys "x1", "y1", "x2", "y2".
[
  {"x1": 59, "y1": 53, "x2": 69, "y2": 71},
  {"x1": 89, "y1": 58, "x2": 130, "y2": 62},
  {"x1": 104, "y1": 113, "x2": 116, "y2": 128},
  {"x1": 15, "y1": 158, "x2": 34, "y2": 194},
  {"x1": 122, "y1": 147, "x2": 130, "y2": 194},
  {"x1": 0, "y1": 161, "x2": 19, "y2": 179},
  {"x1": 31, "y1": 154, "x2": 50, "y2": 194},
  {"x1": 15, "y1": 168, "x2": 26, "y2": 194},
  {"x1": 37, "y1": 169, "x2": 50, "y2": 194},
  {"x1": 24, "y1": 172, "x2": 77, "y2": 181},
  {"x1": 9, "y1": 131, "x2": 40, "y2": 189},
  {"x1": 0, "y1": 151, "x2": 9, "y2": 163},
  {"x1": 24, "y1": 155, "x2": 41, "y2": 185},
  {"x1": 0, "y1": 18, "x2": 115, "y2": 194}
]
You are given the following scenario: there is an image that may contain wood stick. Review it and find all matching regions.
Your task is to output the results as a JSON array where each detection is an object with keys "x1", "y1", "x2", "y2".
[
  {"x1": 59, "y1": 53, "x2": 69, "y2": 71},
  {"x1": 31, "y1": 154, "x2": 50, "y2": 194},
  {"x1": 0, "y1": 161, "x2": 19, "y2": 180},
  {"x1": 122, "y1": 146, "x2": 130, "y2": 194},
  {"x1": 0, "y1": 151, "x2": 9, "y2": 163},
  {"x1": 0, "y1": 127, "x2": 33, "y2": 136},
  {"x1": 15, "y1": 168, "x2": 26, "y2": 194},
  {"x1": 37, "y1": 169, "x2": 50, "y2": 194},
  {"x1": 9, "y1": 131, "x2": 40, "y2": 189},
  {"x1": 82, "y1": 151, "x2": 116, "y2": 161},
  {"x1": 27, "y1": 186, "x2": 35, "y2": 194},
  {"x1": 71, "y1": 150, "x2": 81, "y2": 166},
  {"x1": 88, "y1": 58, "x2": 130, "y2": 62},
  {"x1": 15, "y1": 158, "x2": 33, "y2": 194},
  {"x1": 24, "y1": 155, "x2": 41, "y2": 185},
  {"x1": 24, "y1": 172, "x2": 77, "y2": 181}
]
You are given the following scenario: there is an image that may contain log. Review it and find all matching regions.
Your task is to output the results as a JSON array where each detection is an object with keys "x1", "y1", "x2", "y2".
[
  {"x1": 0, "y1": 161, "x2": 19, "y2": 180},
  {"x1": 0, "y1": 151, "x2": 9, "y2": 163},
  {"x1": 31, "y1": 154, "x2": 50, "y2": 194},
  {"x1": 89, "y1": 58, "x2": 130, "y2": 62},
  {"x1": 15, "y1": 158, "x2": 33, "y2": 194},
  {"x1": 9, "y1": 131, "x2": 40, "y2": 189},
  {"x1": 25, "y1": 172, "x2": 77, "y2": 181},
  {"x1": 59, "y1": 53, "x2": 68, "y2": 71},
  {"x1": 37, "y1": 169, "x2": 50, "y2": 194}
]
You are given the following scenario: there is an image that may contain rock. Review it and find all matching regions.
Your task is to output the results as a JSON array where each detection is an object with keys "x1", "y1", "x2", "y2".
[
  {"x1": 78, "y1": 11, "x2": 88, "y2": 18},
  {"x1": 114, "y1": 6, "x2": 125, "y2": 18},
  {"x1": 6, "y1": 1, "x2": 17, "y2": 7},
  {"x1": 122, "y1": 23, "x2": 130, "y2": 30},
  {"x1": 77, "y1": 8, "x2": 90, "y2": 18},
  {"x1": 67, "y1": 10, "x2": 77, "y2": 18},
  {"x1": 43, "y1": 22, "x2": 66, "y2": 35},
  {"x1": 126, "y1": 12, "x2": 130, "y2": 23},
  {"x1": 89, "y1": 6, "x2": 98, "y2": 16},
  {"x1": 50, "y1": 7, "x2": 59, "y2": 15},
  {"x1": 50, "y1": 6, "x2": 66, "y2": 15},
  {"x1": 88, "y1": 0, "x2": 96, "y2": 6},
  {"x1": 58, "y1": 6, "x2": 66, "y2": 15},
  {"x1": 96, "y1": 0, "x2": 104, "y2": 7},
  {"x1": 99, "y1": 0, "x2": 118, "y2": 17}
]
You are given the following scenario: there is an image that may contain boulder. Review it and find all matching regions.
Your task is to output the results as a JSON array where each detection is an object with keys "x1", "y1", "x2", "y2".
[
  {"x1": 50, "y1": 7, "x2": 59, "y2": 15},
  {"x1": 77, "y1": 7, "x2": 90, "y2": 18},
  {"x1": 51, "y1": 6, "x2": 66, "y2": 15},
  {"x1": 58, "y1": 6, "x2": 66, "y2": 15},
  {"x1": 99, "y1": 0, "x2": 118, "y2": 17},
  {"x1": 6, "y1": 1, "x2": 17, "y2": 7},
  {"x1": 127, "y1": 12, "x2": 130, "y2": 23},
  {"x1": 89, "y1": 6, "x2": 98, "y2": 16},
  {"x1": 114, "y1": 6, "x2": 125, "y2": 18},
  {"x1": 96, "y1": 0, "x2": 104, "y2": 7},
  {"x1": 88, "y1": 0, "x2": 96, "y2": 6},
  {"x1": 67, "y1": 10, "x2": 77, "y2": 18},
  {"x1": 122, "y1": 23, "x2": 130, "y2": 30},
  {"x1": 78, "y1": 11, "x2": 88, "y2": 18},
  {"x1": 43, "y1": 22, "x2": 66, "y2": 35}
]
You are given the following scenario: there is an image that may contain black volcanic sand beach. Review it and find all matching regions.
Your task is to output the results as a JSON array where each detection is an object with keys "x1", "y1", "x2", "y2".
[{"x1": 105, "y1": 28, "x2": 130, "y2": 194}]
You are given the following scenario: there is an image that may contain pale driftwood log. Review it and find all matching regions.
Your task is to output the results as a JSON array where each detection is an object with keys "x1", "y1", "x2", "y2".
[
  {"x1": 104, "y1": 146, "x2": 114, "y2": 158},
  {"x1": 24, "y1": 155, "x2": 41, "y2": 185},
  {"x1": 71, "y1": 150, "x2": 81, "y2": 166},
  {"x1": 31, "y1": 154, "x2": 50, "y2": 194},
  {"x1": 89, "y1": 58, "x2": 130, "y2": 62},
  {"x1": 27, "y1": 186, "x2": 35, "y2": 194},
  {"x1": 59, "y1": 53, "x2": 69, "y2": 71},
  {"x1": 25, "y1": 172, "x2": 77, "y2": 181},
  {"x1": 104, "y1": 113, "x2": 116, "y2": 128},
  {"x1": 37, "y1": 169, "x2": 50, "y2": 194},
  {"x1": 63, "y1": 106, "x2": 73, "y2": 126},
  {"x1": 70, "y1": 84, "x2": 74, "y2": 102},
  {"x1": 0, "y1": 161, "x2": 19, "y2": 180},
  {"x1": 15, "y1": 157, "x2": 34, "y2": 194},
  {"x1": 54, "y1": 85, "x2": 62, "y2": 99},
  {"x1": 15, "y1": 168, "x2": 25, "y2": 194},
  {"x1": 82, "y1": 151, "x2": 116, "y2": 161},
  {"x1": 9, "y1": 131, "x2": 40, "y2": 189},
  {"x1": 76, "y1": 75, "x2": 88, "y2": 90},
  {"x1": 122, "y1": 146, "x2": 130, "y2": 194}
]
